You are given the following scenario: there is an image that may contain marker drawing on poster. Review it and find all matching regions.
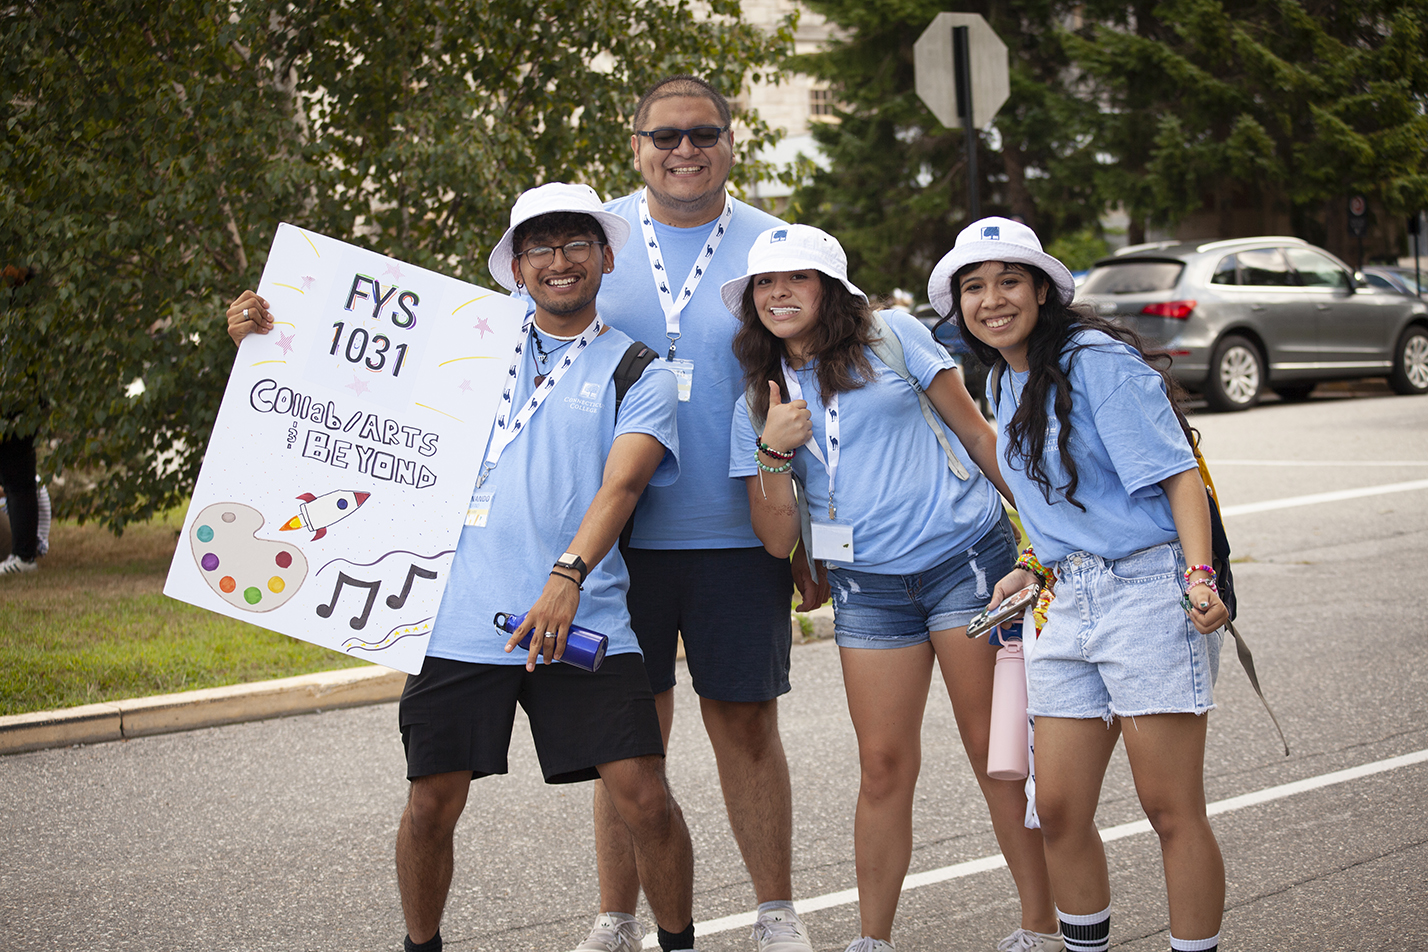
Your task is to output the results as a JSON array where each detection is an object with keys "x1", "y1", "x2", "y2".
[{"x1": 164, "y1": 223, "x2": 527, "y2": 674}]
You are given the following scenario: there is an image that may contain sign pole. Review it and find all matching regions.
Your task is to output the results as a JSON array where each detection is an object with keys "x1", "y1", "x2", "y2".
[{"x1": 953, "y1": 25, "x2": 980, "y2": 222}]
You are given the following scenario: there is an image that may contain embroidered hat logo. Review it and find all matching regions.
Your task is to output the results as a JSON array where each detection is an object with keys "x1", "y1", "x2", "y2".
[
  {"x1": 771, "y1": 229, "x2": 788, "y2": 242},
  {"x1": 981, "y1": 226, "x2": 1001, "y2": 240}
]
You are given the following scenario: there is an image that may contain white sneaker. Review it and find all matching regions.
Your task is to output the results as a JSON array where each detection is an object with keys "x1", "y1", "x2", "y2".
[
  {"x1": 573, "y1": 913, "x2": 645, "y2": 952},
  {"x1": 996, "y1": 928, "x2": 1065, "y2": 952},
  {"x1": 843, "y1": 939, "x2": 895, "y2": 952},
  {"x1": 752, "y1": 908, "x2": 813, "y2": 952},
  {"x1": 0, "y1": 554, "x2": 38, "y2": 575}
]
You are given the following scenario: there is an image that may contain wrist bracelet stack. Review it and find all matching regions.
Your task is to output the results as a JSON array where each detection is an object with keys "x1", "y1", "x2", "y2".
[
  {"x1": 1183, "y1": 564, "x2": 1217, "y2": 593},
  {"x1": 1014, "y1": 546, "x2": 1051, "y2": 584},
  {"x1": 755, "y1": 435, "x2": 795, "y2": 474}
]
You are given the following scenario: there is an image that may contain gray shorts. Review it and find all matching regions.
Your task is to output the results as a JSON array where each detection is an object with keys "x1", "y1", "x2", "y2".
[{"x1": 624, "y1": 546, "x2": 793, "y2": 703}]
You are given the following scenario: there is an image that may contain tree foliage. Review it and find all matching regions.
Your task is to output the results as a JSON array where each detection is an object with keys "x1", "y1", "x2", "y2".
[{"x1": 0, "y1": 0, "x2": 790, "y2": 530}]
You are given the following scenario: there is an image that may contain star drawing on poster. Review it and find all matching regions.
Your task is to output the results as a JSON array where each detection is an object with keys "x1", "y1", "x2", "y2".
[
  {"x1": 474, "y1": 317, "x2": 492, "y2": 338},
  {"x1": 300, "y1": 275, "x2": 316, "y2": 291},
  {"x1": 346, "y1": 376, "x2": 371, "y2": 396},
  {"x1": 383, "y1": 261, "x2": 405, "y2": 281},
  {"x1": 275, "y1": 331, "x2": 296, "y2": 355},
  {"x1": 458, "y1": 379, "x2": 473, "y2": 393}
]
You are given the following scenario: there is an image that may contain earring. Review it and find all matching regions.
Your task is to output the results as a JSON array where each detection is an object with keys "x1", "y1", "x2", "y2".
[{"x1": 516, "y1": 280, "x2": 525, "y2": 289}]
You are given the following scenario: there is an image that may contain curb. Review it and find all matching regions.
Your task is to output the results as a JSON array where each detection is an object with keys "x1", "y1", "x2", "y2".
[
  {"x1": 2, "y1": 608, "x2": 835, "y2": 757},
  {"x1": 0, "y1": 665, "x2": 407, "y2": 756}
]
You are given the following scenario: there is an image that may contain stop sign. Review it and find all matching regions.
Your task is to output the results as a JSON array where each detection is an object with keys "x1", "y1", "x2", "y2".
[{"x1": 914, "y1": 13, "x2": 1009, "y2": 131}]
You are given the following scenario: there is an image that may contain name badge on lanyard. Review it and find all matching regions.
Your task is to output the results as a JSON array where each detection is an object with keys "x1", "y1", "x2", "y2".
[
  {"x1": 638, "y1": 189, "x2": 734, "y2": 401},
  {"x1": 781, "y1": 360, "x2": 854, "y2": 563}
]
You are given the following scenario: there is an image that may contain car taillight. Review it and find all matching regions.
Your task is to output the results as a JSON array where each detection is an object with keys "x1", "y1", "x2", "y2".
[{"x1": 1140, "y1": 300, "x2": 1196, "y2": 319}]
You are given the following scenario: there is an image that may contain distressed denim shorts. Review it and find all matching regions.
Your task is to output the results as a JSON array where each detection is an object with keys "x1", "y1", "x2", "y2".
[
  {"x1": 828, "y1": 515, "x2": 1017, "y2": 649},
  {"x1": 1026, "y1": 540, "x2": 1223, "y2": 721}
]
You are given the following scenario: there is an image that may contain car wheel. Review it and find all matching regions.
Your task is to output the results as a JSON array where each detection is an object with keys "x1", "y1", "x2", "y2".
[
  {"x1": 1273, "y1": 383, "x2": 1315, "y2": 402},
  {"x1": 1388, "y1": 326, "x2": 1428, "y2": 395},
  {"x1": 1206, "y1": 335, "x2": 1263, "y2": 411}
]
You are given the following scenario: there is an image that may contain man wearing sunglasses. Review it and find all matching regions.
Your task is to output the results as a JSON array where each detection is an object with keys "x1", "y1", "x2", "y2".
[{"x1": 575, "y1": 75, "x2": 822, "y2": 952}]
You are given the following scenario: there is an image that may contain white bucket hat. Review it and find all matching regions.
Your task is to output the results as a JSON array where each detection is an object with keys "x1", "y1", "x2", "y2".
[
  {"x1": 488, "y1": 182, "x2": 631, "y2": 292},
  {"x1": 926, "y1": 217, "x2": 1075, "y2": 322},
  {"x1": 719, "y1": 223, "x2": 866, "y2": 317}
]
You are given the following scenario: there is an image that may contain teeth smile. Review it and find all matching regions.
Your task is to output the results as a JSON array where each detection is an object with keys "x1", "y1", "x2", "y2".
[
  {"x1": 770, "y1": 307, "x2": 799, "y2": 315},
  {"x1": 547, "y1": 277, "x2": 577, "y2": 288},
  {"x1": 670, "y1": 166, "x2": 702, "y2": 174},
  {"x1": 985, "y1": 316, "x2": 1012, "y2": 328}
]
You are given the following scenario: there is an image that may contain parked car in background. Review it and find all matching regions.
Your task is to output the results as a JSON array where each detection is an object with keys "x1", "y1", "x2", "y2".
[
  {"x1": 1362, "y1": 266, "x2": 1426, "y2": 298},
  {"x1": 1076, "y1": 237, "x2": 1428, "y2": 410}
]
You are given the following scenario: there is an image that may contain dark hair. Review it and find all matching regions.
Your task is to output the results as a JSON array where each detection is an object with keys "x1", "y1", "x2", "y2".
[
  {"x1": 633, "y1": 75, "x2": 732, "y2": 131},
  {"x1": 732, "y1": 272, "x2": 878, "y2": 421},
  {"x1": 510, "y1": 212, "x2": 607, "y2": 256},
  {"x1": 949, "y1": 262, "x2": 1195, "y2": 511}
]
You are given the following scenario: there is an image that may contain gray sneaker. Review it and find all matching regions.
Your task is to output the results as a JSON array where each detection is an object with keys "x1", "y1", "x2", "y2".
[
  {"x1": 996, "y1": 928, "x2": 1065, "y2": 952},
  {"x1": 843, "y1": 939, "x2": 895, "y2": 952},
  {"x1": 752, "y1": 909, "x2": 813, "y2": 952},
  {"x1": 0, "y1": 555, "x2": 38, "y2": 575},
  {"x1": 573, "y1": 914, "x2": 645, "y2": 952}
]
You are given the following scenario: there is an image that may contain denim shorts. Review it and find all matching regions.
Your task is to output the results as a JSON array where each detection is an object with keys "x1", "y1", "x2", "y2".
[
  {"x1": 828, "y1": 515, "x2": 1018, "y2": 649},
  {"x1": 1026, "y1": 541, "x2": 1223, "y2": 721}
]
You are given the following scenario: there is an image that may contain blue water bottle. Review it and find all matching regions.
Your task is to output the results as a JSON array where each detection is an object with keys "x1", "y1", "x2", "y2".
[{"x1": 492, "y1": 611, "x2": 608, "y2": 671}]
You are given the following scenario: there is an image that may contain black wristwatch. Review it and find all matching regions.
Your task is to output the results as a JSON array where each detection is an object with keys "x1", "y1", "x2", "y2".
[{"x1": 554, "y1": 552, "x2": 589, "y2": 586}]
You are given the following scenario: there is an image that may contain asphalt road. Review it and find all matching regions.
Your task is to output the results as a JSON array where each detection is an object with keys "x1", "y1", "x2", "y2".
[{"x1": 3, "y1": 386, "x2": 1426, "y2": 952}]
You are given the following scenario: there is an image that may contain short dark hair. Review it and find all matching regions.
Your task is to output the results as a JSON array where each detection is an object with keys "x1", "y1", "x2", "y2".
[
  {"x1": 510, "y1": 212, "x2": 608, "y2": 256},
  {"x1": 632, "y1": 75, "x2": 732, "y2": 131}
]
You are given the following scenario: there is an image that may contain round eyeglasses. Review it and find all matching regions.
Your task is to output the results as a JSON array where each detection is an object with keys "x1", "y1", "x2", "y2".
[
  {"x1": 634, "y1": 125, "x2": 728, "y2": 150},
  {"x1": 516, "y1": 240, "x2": 604, "y2": 269}
]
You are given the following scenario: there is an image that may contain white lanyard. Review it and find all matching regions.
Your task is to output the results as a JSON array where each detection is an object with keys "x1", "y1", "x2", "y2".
[
  {"x1": 476, "y1": 314, "x2": 603, "y2": 488},
  {"x1": 638, "y1": 188, "x2": 734, "y2": 359},
  {"x1": 780, "y1": 360, "x2": 840, "y2": 520}
]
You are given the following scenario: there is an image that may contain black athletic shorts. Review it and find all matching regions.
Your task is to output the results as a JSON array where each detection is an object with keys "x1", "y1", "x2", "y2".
[
  {"x1": 398, "y1": 653, "x2": 663, "y2": 784},
  {"x1": 624, "y1": 546, "x2": 793, "y2": 703}
]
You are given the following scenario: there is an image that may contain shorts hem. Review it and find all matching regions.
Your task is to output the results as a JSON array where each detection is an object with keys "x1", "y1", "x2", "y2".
[
  {"x1": 834, "y1": 632, "x2": 931, "y2": 650},
  {"x1": 1110, "y1": 703, "x2": 1216, "y2": 719}
]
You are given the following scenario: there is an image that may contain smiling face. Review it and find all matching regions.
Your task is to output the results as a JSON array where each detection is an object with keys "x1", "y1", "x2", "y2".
[
  {"x1": 511, "y1": 227, "x2": 614, "y2": 329},
  {"x1": 957, "y1": 261, "x2": 1050, "y2": 372},
  {"x1": 752, "y1": 269, "x2": 824, "y2": 364},
  {"x1": 631, "y1": 94, "x2": 735, "y2": 227}
]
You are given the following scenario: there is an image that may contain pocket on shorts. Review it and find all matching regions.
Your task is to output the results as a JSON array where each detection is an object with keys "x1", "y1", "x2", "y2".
[{"x1": 1106, "y1": 544, "x2": 1178, "y2": 584}]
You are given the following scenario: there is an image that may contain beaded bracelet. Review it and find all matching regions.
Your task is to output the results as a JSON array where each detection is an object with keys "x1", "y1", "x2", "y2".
[
  {"x1": 754, "y1": 449, "x2": 793, "y2": 474},
  {"x1": 1184, "y1": 576, "x2": 1218, "y2": 593},
  {"x1": 756, "y1": 438, "x2": 795, "y2": 461},
  {"x1": 1014, "y1": 546, "x2": 1051, "y2": 583},
  {"x1": 1183, "y1": 564, "x2": 1216, "y2": 584}
]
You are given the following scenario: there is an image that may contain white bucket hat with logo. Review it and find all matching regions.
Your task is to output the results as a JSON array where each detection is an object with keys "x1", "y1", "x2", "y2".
[
  {"x1": 488, "y1": 182, "x2": 631, "y2": 292},
  {"x1": 927, "y1": 217, "x2": 1075, "y2": 323},
  {"x1": 719, "y1": 223, "x2": 866, "y2": 317}
]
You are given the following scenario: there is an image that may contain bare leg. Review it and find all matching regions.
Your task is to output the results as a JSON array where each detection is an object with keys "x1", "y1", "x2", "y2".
[
  {"x1": 839, "y1": 643, "x2": 935, "y2": 940},
  {"x1": 931, "y1": 629, "x2": 1059, "y2": 933},
  {"x1": 395, "y1": 771, "x2": 471, "y2": 944},
  {"x1": 594, "y1": 688, "x2": 676, "y2": 913},
  {"x1": 1031, "y1": 717, "x2": 1121, "y2": 916},
  {"x1": 597, "y1": 754, "x2": 695, "y2": 933},
  {"x1": 699, "y1": 696, "x2": 794, "y2": 903},
  {"x1": 1120, "y1": 713, "x2": 1224, "y2": 940}
]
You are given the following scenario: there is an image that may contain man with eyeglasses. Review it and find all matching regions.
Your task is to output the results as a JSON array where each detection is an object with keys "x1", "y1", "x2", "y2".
[
  {"x1": 572, "y1": 75, "x2": 822, "y2": 952},
  {"x1": 227, "y1": 184, "x2": 699, "y2": 952}
]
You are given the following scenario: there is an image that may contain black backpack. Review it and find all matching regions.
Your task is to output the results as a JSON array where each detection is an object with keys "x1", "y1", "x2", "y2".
[{"x1": 612, "y1": 342, "x2": 658, "y2": 551}]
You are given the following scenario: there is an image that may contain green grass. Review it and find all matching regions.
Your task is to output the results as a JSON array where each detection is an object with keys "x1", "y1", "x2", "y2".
[{"x1": 0, "y1": 509, "x2": 367, "y2": 716}]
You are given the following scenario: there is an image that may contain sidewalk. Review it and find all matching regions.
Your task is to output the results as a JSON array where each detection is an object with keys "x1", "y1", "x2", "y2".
[{"x1": 0, "y1": 605, "x2": 835, "y2": 756}]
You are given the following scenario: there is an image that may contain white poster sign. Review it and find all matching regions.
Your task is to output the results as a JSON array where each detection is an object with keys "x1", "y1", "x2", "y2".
[{"x1": 164, "y1": 223, "x2": 526, "y2": 674}]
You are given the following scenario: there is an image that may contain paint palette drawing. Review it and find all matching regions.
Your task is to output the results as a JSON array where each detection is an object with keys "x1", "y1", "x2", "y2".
[{"x1": 190, "y1": 502, "x2": 309, "y2": 612}]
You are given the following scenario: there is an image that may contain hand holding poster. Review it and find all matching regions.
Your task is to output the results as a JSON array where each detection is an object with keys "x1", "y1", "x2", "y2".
[{"x1": 164, "y1": 223, "x2": 526, "y2": 674}]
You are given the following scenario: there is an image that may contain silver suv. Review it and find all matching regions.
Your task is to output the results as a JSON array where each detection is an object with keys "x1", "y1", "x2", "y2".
[{"x1": 1077, "y1": 237, "x2": 1428, "y2": 411}]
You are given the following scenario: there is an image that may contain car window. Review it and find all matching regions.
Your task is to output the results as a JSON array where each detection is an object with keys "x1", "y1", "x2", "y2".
[
  {"x1": 1363, "y1": 272, "x2": 1400, "y2": 292},
  {"x1": 1237, "y1": 248, "x2": 1295, "y2": 287},
  {"x1": 1285, "y1": 247, "x2": 1350, "y2": 290},
  {"x1": 1079, "y1": 261, "x2": 1184, "y2": 294},
  {"x1": 1211, "y1": 255, "x2": 1238, "y2": 285}
]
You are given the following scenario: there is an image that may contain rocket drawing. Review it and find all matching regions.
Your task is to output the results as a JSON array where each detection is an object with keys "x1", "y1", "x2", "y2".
[{"x1": 281, "y1": 490, "x2": 371, "y2": 541}]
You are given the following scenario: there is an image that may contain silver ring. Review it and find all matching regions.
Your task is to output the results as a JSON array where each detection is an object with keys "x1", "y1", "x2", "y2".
[
  {"x1": 543, "y1": 632, "x2": 556, "y2": 639},
  {"x1": 242, "y1": 308, "x2": 249, "y2": 320}
]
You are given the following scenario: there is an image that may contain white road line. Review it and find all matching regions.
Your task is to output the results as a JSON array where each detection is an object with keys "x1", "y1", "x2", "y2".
[
  {"x1": 646, "y1": 748, "x2": 1428, "y2": 945},
  {"x1": 1213, "y1": 460, "x2": 1428, "y2": 467},
  {"x1": 1219, "y1": 479, "x2": 1428, "y2": 517}
]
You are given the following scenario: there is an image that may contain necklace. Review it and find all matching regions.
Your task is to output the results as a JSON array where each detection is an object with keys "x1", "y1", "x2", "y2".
[{"x1": 530, "y1": 327, "x2": 577, "y2": 386}]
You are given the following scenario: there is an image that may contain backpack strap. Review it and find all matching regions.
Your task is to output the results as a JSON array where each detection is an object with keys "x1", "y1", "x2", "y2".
[
  {"x1": 869, "y1": 312, "x2": 970, "y2": 480},
  {"x1": 613, "y1": 341, "x2": 658, "y2": 551}
]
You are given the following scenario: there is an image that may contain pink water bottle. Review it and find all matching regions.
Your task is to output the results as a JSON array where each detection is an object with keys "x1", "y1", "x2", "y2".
[{"x1": 987, "y1": 624, "x2": 1029, "y2": 781}]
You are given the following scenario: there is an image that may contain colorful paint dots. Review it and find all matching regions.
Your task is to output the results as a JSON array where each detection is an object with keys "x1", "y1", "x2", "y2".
[
  {"x1": 268, "y1": 576, "x2": 285, "y2": 594},
  {"x1": 196, "y1": 525, "x2": 214, "y2": 543},
  {"x1": 221, "y1": 512, "x2": 237, "y2": 523},
  {"x1": 244, "y1": 587, "x2": 263, "y2": 605},
  {"x1": 201, "y1": 553, "x2": 220, "y2": 572},
  {"x1": 219, "y1": 576, "x2": 236, "y2": 593},
  {"x1": 275, "y1": 551, "x2": 292, "y2": 569}
]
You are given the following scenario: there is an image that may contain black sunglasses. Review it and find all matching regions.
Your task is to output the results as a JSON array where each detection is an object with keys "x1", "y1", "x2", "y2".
[{"x1": 635, "y1": 125, "x2": 728, "y2": 150}]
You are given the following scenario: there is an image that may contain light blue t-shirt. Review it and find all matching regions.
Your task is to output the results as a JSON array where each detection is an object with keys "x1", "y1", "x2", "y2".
[
  {"x1": 425, "y1": 324, "x2": 680, "y2": 664},
  {"x1": 994, "y1": 329, "x2": 1197, "y2": 564},
  {"x1": 730, "y1": 310, "x2": 1003, "y2": 575},
  {"x1": 597, "y1": 191, "x2": 786, "y2": 549}
]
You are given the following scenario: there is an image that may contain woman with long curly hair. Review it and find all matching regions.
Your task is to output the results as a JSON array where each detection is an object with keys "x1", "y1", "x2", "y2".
[
  {"x1": 929, "y1": 218, "x2": 1228, "y2": 952},
  {"x1": 725, "y1": 224, "x2": 1061, "y2": 952}
]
